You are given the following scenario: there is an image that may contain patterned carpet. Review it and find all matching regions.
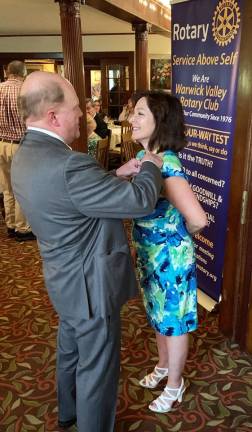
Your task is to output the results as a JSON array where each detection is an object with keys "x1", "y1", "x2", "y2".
[{"x1": 0, "y1": 215, "x2": 252, "y2": 432}]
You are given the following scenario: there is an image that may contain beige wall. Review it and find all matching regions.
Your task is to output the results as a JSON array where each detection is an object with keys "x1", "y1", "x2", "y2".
[
  {"x1": 0, "y1": 34, "x2": 171, "y2": 56},
  {"x1": 0, "y1": 36, "x2": 62, "y2": 53}
]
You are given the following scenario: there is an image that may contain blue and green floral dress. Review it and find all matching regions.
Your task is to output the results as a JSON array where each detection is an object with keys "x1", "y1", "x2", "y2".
[{"x1": 133, "y1": 150, "x2": 198, "y2": 336}]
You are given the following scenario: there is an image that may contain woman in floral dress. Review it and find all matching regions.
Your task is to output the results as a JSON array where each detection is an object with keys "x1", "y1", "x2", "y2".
[
  {"x1": 86, "y1": 113, "x2": 100, "y2": 158},
  {"x1": 130, "y1": 91, "x2": 207, "y2": 413}
]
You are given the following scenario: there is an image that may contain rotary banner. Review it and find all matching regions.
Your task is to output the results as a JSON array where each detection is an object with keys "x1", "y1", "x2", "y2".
[{"x1": 171, "y1": 0, "x2": 243, "y2": 301}]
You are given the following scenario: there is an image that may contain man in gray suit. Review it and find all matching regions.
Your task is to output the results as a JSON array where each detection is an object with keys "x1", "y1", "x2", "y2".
[{"x1": 11, "y1": 71, "x2": 162, "y2": 432}]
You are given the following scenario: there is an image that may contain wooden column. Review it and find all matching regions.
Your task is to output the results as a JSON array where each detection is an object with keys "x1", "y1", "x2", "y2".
[
  {"x1": 132, "y1": 22, "x2": 151, "y2": 91},
  {"x1": 56, "y1": 0, "x2": 87, "y2": 152}
]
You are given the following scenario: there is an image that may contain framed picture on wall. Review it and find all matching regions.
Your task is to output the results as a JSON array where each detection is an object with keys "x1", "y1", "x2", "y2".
[
  {"x1": 25, "y1": 61, "x2": 55, "y2": 75},
  {"x1": 150, "y1": 57, "x2": 171, "y2": 91},
  {"x1": 91, "y1": 70, "x2": 102, "y2": 100}
]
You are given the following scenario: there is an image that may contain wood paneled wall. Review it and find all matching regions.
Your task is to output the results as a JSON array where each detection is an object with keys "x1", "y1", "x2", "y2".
[{"x1": 219, "y1": 0, "x2": 252, "y2": 353}]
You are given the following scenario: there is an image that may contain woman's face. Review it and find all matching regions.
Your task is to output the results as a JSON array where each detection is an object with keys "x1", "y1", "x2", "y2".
[
  {"x1": 94, "y1": 101, "x2": 101, "y2": 113},
  {"x1": 130, "y1": 97, "x2": 155, "y2": 149}
]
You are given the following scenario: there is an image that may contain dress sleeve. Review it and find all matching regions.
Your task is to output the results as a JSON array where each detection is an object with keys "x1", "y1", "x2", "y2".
[
  {"x1": 136, "y1": 149, "x2": 145, "y2": 161},
  {"x1": 162, "y1": 152, "x2": 187, "y2": 179}
]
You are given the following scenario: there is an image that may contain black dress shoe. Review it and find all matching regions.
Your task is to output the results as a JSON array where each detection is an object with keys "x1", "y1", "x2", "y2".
[
  {"x1": 15, "y1": 231, "x2": 36, "y2": 242},
  {"x1": 7, "y1": 228, "x2": 16, "y2": 238},
  {"x1": 58, "y1": 418, "x2": 77, "y2": 429}
]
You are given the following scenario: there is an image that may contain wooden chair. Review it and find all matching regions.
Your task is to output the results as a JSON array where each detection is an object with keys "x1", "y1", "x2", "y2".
[
  {"x1": 121, "y1": 120, "x2": 132, "y2": 136},
  {"x1": 96, "y1": 137, "x2": 109, "y2": 169},
  {"x1": 121, "y1": 139, "x2": 142, "y2": 163},
  {"x1": 121, "y1": 130, "x2": 132, "y2": 144}
]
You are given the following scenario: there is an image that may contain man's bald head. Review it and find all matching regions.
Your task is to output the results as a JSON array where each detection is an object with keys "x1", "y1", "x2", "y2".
[
  {"x1": 18, "y1": 71, "x2": 83, "y2": 145},
  {"x1": 18, "y1": 71, "x2": 65, "y2": 122}
]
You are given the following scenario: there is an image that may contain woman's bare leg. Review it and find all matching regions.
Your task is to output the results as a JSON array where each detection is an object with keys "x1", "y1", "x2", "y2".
[
  {"x1": 166, "y1": 333, "x2": 189, "y2": 388},
  {"x1": 155, "y1": 331, "x2": 169, "y2": 368}
]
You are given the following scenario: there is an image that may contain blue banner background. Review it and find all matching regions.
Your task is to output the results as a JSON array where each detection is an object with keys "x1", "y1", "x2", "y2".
[{"x1": 171, "y1": 0, "x2": 243, "y2": 300}]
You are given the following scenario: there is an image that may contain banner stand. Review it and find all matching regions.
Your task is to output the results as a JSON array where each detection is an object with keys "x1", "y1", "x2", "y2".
[{"x1": 171, "y1": 0, "x2": 243, "y2": 302}]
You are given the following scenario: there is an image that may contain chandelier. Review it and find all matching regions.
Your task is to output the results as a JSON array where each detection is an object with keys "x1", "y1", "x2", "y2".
[
  {"x1": 138, "y1": 0, "x2": 171, "y2": 21},
  {"x1": 138, "y1": 0, "x2": 171, "y2": 11},
  {"x1": 156, "y1": 0, "x2": 171, "y2": 6}
]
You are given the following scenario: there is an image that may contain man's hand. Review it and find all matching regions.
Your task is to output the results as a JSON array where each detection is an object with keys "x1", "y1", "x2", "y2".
[
  {"x1": 116, "y1": 158, "x2": 142, "y2": 177},
  {"x1": 141, "y1": 151, "x2": 163, "y2": 169}
]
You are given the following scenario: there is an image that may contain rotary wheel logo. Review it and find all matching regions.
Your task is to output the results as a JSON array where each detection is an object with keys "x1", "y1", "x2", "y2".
[{"x1": 212, "y1": 0, "x2": 240, "y2": 47}]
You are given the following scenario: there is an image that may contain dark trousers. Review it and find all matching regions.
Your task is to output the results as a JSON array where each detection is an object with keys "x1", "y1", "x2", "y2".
[{"x1": 57, "y1": 312, "x2": 121, "y2": 432}]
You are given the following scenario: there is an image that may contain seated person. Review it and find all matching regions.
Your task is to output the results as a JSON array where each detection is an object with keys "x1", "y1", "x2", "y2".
[
  {"x1": 118, "y1": 95, "x2": 135, "y2": 122},
  {"x1": 86, "y1": 114, "x2": 100, "y2": 158},
  {"x1": 93, "y1": 98, "x2": 108, "y2": 122},
  {"x1": 86, "y1": 98, "x2": 109, "y2": 139}
]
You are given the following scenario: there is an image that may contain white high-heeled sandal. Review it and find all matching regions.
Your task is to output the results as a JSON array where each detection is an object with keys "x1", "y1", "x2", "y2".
[
  {"x1": 149, "y1": 377, "x2": 186, "y2": 413},
  {"x1": 139, "y1": 366, "x2": 169, "y2": 389}
]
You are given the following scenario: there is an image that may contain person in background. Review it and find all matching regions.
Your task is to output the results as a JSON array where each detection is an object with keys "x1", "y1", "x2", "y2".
[
  {"x1": 0, "y1": 60, "x2": 35, "y2": 241},
  {"x1": 93, "y1": 98, "x2": 108, "y2": 122},
  {"x1": 11, "y1": 71, "x2": 163, "y2": 432},
  {"x1": 118, "y1": 95, "x2": 135, "y2": 122},
  {"x1": 86, "y1": 113, "x2": 100, "y2": 158},
  {"x1": 86, "y1": 98, "x2": 108, "y2": 138},
  {"x1": 130, "y1": 91, "x2": 207, "y2": 413},
  {"x1": 109, "y1": 78, "x2": 121, "y2": 119}
]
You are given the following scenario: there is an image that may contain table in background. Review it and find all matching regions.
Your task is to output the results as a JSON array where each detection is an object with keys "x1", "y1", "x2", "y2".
[
  {"x1": 108, "y1": 124, "x2": 121, "y2": 151},
  {"x1": 107, "y1": 124, "x2": 121, "y2": 169}
]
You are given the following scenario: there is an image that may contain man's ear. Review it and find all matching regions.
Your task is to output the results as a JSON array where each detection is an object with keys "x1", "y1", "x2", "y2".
[{"x1": 47, "y1": 110, "x2": 60, "y2": 126}]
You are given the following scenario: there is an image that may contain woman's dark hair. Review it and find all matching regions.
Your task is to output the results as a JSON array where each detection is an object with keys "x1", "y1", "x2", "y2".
[
  {"x1": 129, "y1": 92, "x2": 138, "y2": 107},
  {"x1": 134, "y1": 90, "x2": 187, "y2": 153}
]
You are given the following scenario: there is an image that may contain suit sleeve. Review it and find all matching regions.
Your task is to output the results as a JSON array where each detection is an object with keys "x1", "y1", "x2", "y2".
[{"x1": 64, "y1": 153, "x2": 162, "y2": 219}]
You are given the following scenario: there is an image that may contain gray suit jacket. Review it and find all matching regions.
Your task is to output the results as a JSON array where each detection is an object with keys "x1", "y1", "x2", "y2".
[{"x1": 11, "y1": 130, "x2": 162, "y2": 320}]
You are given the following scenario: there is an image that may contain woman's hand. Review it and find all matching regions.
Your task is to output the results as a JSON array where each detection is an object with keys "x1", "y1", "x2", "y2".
[{"x1": 116, "y1": 158, "x2": 142, "y2": 177}]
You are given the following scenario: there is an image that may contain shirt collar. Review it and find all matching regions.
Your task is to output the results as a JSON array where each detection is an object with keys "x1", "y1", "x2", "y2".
[{"x1": 27, "y1": 127, "x2": 72, "y2": 150}]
